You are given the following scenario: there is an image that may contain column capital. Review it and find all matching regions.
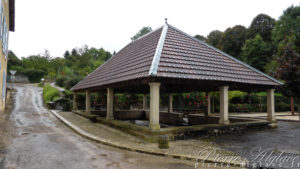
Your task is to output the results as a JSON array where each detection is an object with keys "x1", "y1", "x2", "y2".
[
  {"x1": 107, "y1": 87, "x2": 114, "y2": 91},
  {"x1": 219, "y1": 86, "x2": 229, "y2": 90},
  {"x1": 149, "y1": 82, "x2": 161, "y2": 87}
]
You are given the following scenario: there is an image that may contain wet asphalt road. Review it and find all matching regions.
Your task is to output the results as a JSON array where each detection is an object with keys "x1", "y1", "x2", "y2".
[
  {"x1": 1, "y1": 84, "x2": 198, "y2": 169},
  {"x1": 214, "y1": 122, "x2": 300, "y2": 169}
]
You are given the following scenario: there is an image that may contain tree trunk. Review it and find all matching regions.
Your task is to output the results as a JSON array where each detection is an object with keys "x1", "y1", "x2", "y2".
[{"x1": 291, "y1": 97, "x2": 295, "y2": 116}]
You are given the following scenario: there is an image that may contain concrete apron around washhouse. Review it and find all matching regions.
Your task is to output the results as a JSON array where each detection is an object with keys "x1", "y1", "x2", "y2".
[
  {"x1": 71, "y1": 110, "x2": 271, "y2": 142},
  {"x1": 50, "y1": 110, "x2": 249, "y2": 166}
]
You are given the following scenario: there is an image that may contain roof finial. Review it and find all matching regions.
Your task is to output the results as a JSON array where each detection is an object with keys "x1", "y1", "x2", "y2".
[{"x1": 165, "y1": 18, "x2": 168, "y2": 24}]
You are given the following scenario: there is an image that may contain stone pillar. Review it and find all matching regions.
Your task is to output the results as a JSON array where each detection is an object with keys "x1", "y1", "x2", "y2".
[
  {"x1": 73, "y1": 92, "x2": 78, "y2": 111},
  {"x1": 143, "y1": 94, "x2": 147, "y2": 110},
  {"x1": 168, "y1": 93, "x2": 173, "y2": 113},
  {"x1": 86, "y1": 91, "x2": 91, "y2": 114},
  {"x1": 107, "y1": 88, "x2": 114, "y2": 120},
  {"x1": 219, "y1": 86, "x2": 229, "y2": 124},
  {"x1": 205, "y1": 92, "x2": 211, "y2": 116},
  {"x1": 267, "y1": 89, "x2": 276, "y2": 123},
  {"x1": 149, "y1": 82, "x2": 161, "y2": 130}
]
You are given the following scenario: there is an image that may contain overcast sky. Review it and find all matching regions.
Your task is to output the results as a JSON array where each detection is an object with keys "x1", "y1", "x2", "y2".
[{"x1": 8, "y1": 0, "x2": 300, "y2": 58}]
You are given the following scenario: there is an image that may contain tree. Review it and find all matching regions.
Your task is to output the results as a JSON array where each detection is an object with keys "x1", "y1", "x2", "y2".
[
  {"x1": 272, "y1": 5, "x2": 300, "y2": 115},
  {"x1": 247, "y1": 14, "x2": 275, "y2": 42},
  {"x1": 63, "y1": 50, "x2": 71, "y2": 59},
  {"x1": 206, "y1": 30, "x2": 223, "y2": 48},
  {"x1": 7, "y1": 51, "x2": 23, "y2": 73},
  {"x1": 241, "y1": 34, "x2": 272, "y2": 72},
  {"x1": 194, "y1": 34, "x2": 206, "y2": 41},
  {"x1": 276, "y1": 42, "x2": 300, "y2": 115},
  {"x1": 219, "y1": 25, "x2": 247, "y2": 59},
  {"x1": 131, "y1": 26, "x2": 152, "y2": 40},
  {"x1": 272, "y1": 5, "x2": 300, "y2": 54}
]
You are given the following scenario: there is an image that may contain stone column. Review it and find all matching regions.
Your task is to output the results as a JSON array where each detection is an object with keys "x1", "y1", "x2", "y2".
[
  {"x1": 267, "y1": 89, "x2": 276, "y2": 123},
  {"x1": 219, "y1": 86, "x2": 229, "y2": 124},
  {"x1": 73, "y1": 92, "x2": 78, "y2": 111},
  {"x1": 168, "y1": 93, "x2": 173, "y2": 113},
  {"x1": 205, "y1": 92, "x2": 211, "y2": 116},
  {"x1": 149, "y1": 82, "x2": 161, "y2": 130},
  {"x1": 86, "y1": 91, "x2": 91, "y2": 114},
  {"x1": 143, "y1": 94, "x2": 147, "y2": 110},
  {"x1": 107, "y1": 88, "x2": 114, "y2": 120}
]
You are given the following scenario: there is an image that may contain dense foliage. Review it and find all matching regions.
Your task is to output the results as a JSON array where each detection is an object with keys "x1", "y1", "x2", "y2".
[{"x1": 8, "y1": 46, "x2": 112, "y2": 87}]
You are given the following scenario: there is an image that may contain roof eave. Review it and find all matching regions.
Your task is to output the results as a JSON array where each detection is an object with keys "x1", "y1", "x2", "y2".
[{"x1": 9, "y1": 0, "x2": 15, "y2": 32}]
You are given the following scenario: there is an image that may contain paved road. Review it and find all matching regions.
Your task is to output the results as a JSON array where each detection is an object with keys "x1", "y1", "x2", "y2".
[
  {"x1": 214, "y1": 122, "x2": 300, "y2": 169},
  {"x1": 2, "y1": 84, "x2": 199, "y2": 169}
]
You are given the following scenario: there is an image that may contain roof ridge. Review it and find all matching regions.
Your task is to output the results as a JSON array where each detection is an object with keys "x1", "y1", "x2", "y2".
[
  {"x1": 167, "y1": 24, "x2": 283, "y2": 85},
  {"x1": 149, "y1": 24, "x2": 168, "y2": 76}
]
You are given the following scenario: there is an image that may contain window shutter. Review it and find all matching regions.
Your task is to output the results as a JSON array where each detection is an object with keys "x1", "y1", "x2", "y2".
[
  {"x1": 2, "y1": 17, "x2": 5, "y2": 55},
  {"x1": 0, "y1": 4, "x2": 2, "y2": 40}
]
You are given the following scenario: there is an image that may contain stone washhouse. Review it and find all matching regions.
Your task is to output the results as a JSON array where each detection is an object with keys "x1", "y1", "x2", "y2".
[{"x1": 71, "y1": 21, "x2": 282, "y2": 136}]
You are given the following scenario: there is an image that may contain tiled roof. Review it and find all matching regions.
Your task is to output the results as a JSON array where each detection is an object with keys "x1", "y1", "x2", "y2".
[{"x1": 71, "y1": 23, "x2": 281, "y2": 91}]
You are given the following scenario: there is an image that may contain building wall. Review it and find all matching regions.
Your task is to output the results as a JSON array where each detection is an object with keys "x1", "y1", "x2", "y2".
[{"x1": 0, "y1": 0, "x2": 10, "y2": 112}]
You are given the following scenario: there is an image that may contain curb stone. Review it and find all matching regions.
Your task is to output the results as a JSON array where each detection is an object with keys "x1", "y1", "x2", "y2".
[{"x1": 50, "y1": 110, "x2": 247, "y2": 167}]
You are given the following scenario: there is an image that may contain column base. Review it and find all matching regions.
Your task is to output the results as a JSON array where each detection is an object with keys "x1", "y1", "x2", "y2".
[
  {"x1": 149, "y1": 123, "x2": 160, "y2": 130},
  {"x1": 219, "y1": 119, "x2": 230, "y2": 125},
  {"x1": 268, "y1": 123, "x2": 278, "y2": 128},
  {"x1": 106, "y1": 115, "x2": 114, "y2": 120},
  {"x1": 267, "y1": 117, "x2": 277, "y2": 123}
]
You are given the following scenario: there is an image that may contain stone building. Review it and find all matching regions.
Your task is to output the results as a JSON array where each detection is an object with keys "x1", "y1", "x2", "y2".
[
  {"x1": 0, "y1": 0, "x2": 14, "y2": 112},
  {"x1": 71, "y1": 20, "x2": 282, "y2": 132}
]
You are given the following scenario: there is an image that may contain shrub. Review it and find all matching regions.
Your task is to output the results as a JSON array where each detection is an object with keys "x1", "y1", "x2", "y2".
[
  {"x1": 43, "y1": 85, "x2": 60, "y2": 103},
  {"x1": 64, "y1": 77, "x2": 82, "y2": 89},
  {"x1": 25, "y1": 69, "x2": 46, "y2": 83},
  {"x1": 55, "y1": 76, "x2": 67, "y2": 87},
  {"x1": 229, "y1": 91, "x2": 247, "y2": 103}
]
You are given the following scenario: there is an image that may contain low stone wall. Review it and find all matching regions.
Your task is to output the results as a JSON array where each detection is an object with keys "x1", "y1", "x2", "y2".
[
  {"x1": 91, "y1": 110, "x2": 106, "y2": 117},
  {"x1": 72, "y1": 110, "x2": 270, "y2": 142},
  {"x1": 159, "y1": 112, "x2": 184, "y2": 126},
  {"x1": 188, "y1": 114, "x2": 251, "y2": 125},
  {"x1": 114, "y1": 110, "x2": 146, "y2": 120},
  {"x1": 188, "y1": 115, "x2": 219, "y2": 125},
  {"x1": 146, "y1": 111, "x2": 184, "y2": 126},
  {"x1": 9, "y1": 75, "x2": 29, "y2": 83}
]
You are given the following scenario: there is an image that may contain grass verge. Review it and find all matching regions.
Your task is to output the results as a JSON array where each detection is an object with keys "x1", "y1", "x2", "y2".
[{"x1": 43, "y1": 84, "x2": 60, "y2": 103}]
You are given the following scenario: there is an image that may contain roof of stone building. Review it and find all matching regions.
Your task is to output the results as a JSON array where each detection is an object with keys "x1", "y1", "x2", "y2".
[{"x1": 71, "y1": 23, "x2": 282, "y2": 91}]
